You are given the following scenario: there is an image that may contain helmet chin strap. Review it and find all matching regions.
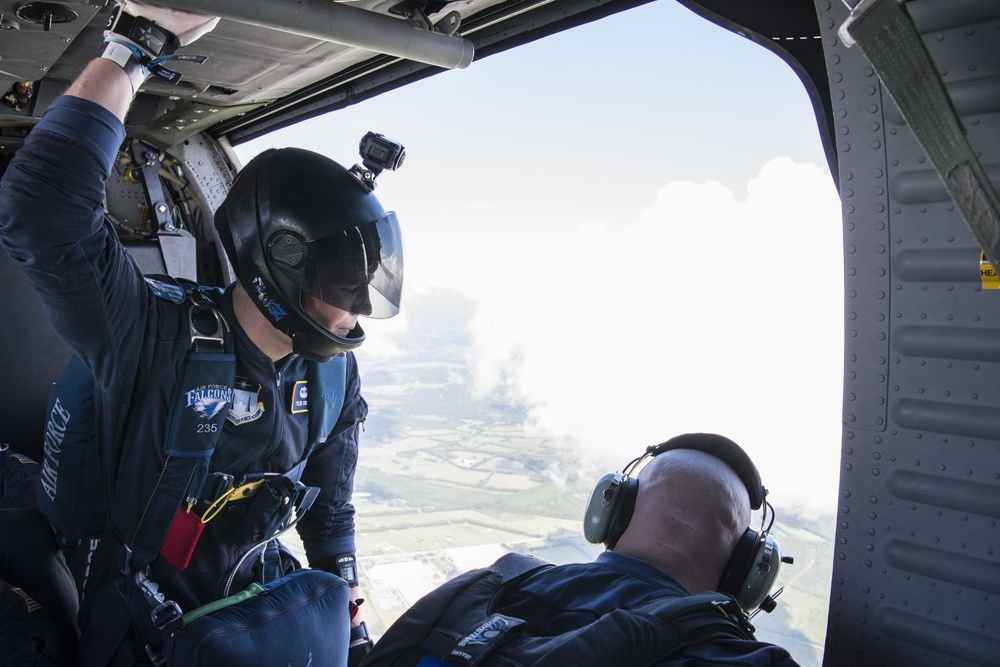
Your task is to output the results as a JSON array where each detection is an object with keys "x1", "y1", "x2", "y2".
[
  {"x1": 289, "y1": 321, "x2": 366, "y2": 363},
  {"x1": 240, "y1": 273, "x2": 367, "y2": 362}
]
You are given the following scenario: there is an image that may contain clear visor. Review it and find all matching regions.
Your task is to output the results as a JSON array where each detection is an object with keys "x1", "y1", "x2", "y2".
[{"x1": 303, "y1": 212, "x2": 403, "y2": 319}]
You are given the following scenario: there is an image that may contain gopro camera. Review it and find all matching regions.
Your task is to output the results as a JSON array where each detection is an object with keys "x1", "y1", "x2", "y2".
[
  {"x1": 350, "y1": 132, "x2": 406, "y2": 192},
  {"x1": 360, "y1": 132, "x2": 405, "y2": 173}
]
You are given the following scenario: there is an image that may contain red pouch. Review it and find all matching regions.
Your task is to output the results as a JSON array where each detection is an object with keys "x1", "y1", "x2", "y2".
[{"x1": 160, "y1": 506, "x2": 205, "y2": 570}]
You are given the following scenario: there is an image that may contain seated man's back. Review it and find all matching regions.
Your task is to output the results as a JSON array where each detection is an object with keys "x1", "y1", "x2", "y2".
[{"x1": 360, "y1": 433, "x2": 801, "y2": 667}]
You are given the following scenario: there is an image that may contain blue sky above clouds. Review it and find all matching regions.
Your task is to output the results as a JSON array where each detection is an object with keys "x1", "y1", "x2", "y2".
[{"x1": 236, "y1": 0, "x2": 844, "y2": 518}]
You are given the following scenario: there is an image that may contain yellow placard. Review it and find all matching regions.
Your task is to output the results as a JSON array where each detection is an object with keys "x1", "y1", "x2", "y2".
[{"x1": 981, "y1": 252, "x2": 1000, "y2": 289}]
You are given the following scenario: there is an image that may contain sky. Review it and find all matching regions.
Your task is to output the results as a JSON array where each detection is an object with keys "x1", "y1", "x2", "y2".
[{"x1": 235, "y1": 0, "x2": 845, "y2": 519}]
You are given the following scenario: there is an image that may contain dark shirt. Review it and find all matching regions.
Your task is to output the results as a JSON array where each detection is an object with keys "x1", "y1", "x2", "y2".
[{"x1": 496, "y1": 551, "x2": 801, "y2": 666}]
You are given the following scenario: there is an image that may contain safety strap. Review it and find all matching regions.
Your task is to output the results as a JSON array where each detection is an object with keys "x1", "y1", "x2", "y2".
[
  {"x1": 308, "y1": 354, "x2": 349, "y2": 449},
  {"x1": 126, "y1": 286, "x2": 235, "y2": 574},
  {"x1": 839, "y1": 0, "x2": 1000, "y2": 270},
  {"x1": 118, "y1": 279, "x2": 348, "y2": 660}
]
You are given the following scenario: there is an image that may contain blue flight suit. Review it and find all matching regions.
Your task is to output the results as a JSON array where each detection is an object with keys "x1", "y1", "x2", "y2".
[{"x1": 0, "y1": 95, "x2": 368, "y2": 663}]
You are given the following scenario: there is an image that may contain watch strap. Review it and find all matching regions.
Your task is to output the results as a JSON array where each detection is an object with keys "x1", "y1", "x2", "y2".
[{"x1": 100, "y1": 41, "x2": 149, "y2": 93}]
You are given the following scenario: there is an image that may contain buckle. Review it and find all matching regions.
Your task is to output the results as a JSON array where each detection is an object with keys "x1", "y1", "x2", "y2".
[
  {"x1": 837, "y1": 0, "x2": 881, "y2": 48},
  {"x1": 134, "y1": 568, "x2": 183, "y2": 632},
  {"x1": 135, "y1": 568, "x2": 164, "y2": 603},
  {"x1": 189, "y1": 300, "x2": 227, "y2": 351},
  {"x1": 150, "y1": 599, "x2": 184, "y2": 633},
  {"x1": 188, "y1": 471, "x2": 235, "y2": 504},
  {"x1": 144, "y1": 643, "x2": 167, "y2": 666}
]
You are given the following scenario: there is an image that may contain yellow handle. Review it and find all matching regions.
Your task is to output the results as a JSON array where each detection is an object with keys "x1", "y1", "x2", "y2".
[{"x1": 199, "y1": 480, "x2": 264, "y2": 524}]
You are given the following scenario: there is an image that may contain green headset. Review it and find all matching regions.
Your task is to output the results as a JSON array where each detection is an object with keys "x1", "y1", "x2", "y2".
[{"x1": 582, "y1": 432, "x2": 791, "y2": 612}]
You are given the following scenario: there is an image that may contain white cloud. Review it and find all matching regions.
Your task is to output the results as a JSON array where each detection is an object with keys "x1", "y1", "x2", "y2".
[
  {"x1": 458, "y1": 158, "x2": 844, "y2": 516},
  {"x1": 363, "y1": 158, "x2": 843, "y2": 517}
]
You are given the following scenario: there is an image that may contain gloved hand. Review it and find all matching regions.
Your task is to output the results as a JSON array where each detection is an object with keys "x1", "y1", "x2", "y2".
[{"x1": 118, "y1": 0, "x2": 219, "y2": 46}]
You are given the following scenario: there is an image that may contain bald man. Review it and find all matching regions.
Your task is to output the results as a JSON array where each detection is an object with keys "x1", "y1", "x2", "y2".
[
  {"x1": 361, "y1": 438, "x2": 801, "y2": 667},
  {"x1": 614, "y1": 448, "x2": 752, "y2": 600}
]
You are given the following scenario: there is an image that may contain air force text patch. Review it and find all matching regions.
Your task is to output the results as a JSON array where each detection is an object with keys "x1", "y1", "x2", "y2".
[{"x1": 186, "y1": 384, "x2": 232, "y2": 420}]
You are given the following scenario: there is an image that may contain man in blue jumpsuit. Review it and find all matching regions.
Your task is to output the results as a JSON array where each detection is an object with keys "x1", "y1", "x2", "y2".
[
  {"x1": 364, "y1": 437, "x2": 802, "y2": 666},
  {"x1": 0, "y1": 3, "x2": 404, "y2": 663}
]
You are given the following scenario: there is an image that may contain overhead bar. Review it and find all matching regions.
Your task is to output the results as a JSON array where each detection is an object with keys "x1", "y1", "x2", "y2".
[{"x1": 151, "y1": 0, "x2": 475, "y2": 69}]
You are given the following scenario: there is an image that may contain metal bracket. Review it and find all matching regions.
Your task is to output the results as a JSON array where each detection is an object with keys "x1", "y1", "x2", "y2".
[{"x1": 130, "y1": 139, "x2": 174, "y2": 232}]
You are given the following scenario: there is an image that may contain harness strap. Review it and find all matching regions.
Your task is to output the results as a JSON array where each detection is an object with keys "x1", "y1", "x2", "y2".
[
  {"x1": 127, "y1": 346, "x2": 235, "y2": 571},
  {"x1": 114, "y1": 278, "x2": 349, "y2": 661}
]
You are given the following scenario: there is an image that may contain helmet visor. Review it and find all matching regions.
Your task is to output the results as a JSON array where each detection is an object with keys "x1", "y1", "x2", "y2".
[{"x1": 304, "y1": 212, "x2": 403, "y2": 319}]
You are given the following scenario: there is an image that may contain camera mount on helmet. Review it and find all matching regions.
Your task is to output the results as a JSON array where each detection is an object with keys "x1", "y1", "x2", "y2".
[{"x1": 349, "y1": 132, "x2": 406, "y2": 193}]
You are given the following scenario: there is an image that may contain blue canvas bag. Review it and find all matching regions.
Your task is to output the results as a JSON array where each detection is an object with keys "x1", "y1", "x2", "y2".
[{"x1": 163, "y1": 569, "x2": 350, "y2": 667}]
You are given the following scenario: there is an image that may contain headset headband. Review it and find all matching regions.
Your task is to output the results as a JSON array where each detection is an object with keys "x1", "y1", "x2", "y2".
[{"x1": 645, "y1": 433, "x2": 765, "y2": 510}]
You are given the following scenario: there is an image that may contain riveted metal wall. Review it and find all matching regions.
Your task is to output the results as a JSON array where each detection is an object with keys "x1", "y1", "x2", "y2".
[{"x1": 816, "y1": 0, "x2": 1000, "y2": 665}]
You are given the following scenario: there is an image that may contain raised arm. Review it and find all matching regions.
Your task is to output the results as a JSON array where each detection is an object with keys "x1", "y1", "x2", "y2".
[
  {"x1": 0, "y1": 2, "x2": 218, "y2": 396},
  {"x1": 64, "y1": 58, "x2": 135, "y2": 122}
]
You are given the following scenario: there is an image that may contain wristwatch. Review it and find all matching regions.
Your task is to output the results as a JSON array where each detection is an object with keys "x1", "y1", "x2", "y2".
[{"x1": 334, "y1": 553, "x2": 359, "y2": 588}]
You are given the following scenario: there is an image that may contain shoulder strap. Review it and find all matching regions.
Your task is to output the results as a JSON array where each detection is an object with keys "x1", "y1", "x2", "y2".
[
  {"x1": 104, "y1": 279, "x2": 238, "y2": 651},
  {"x1": 126, "y1": 281, "x2": 235, "y2": 571},
  {"x1": 307, "y1": 353, "x2": 349, "y2": 450},
  {"x1": 276, "y1": 354, "x2": 349, "y2": 492}
]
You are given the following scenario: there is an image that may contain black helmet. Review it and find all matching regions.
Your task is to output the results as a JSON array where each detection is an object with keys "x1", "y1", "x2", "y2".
[{"x1": 215, "y1": 147, "x2": 403, "y2": 362}]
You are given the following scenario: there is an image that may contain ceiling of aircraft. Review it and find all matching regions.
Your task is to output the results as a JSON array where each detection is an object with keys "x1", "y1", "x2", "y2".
[{"x1": 0, "y1": 0, "x2": 835, "y2": 169}]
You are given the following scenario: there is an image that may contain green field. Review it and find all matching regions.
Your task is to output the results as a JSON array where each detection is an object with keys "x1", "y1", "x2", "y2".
[{"x1": 336, "y1": 420, "x2": 835, "y2": 667}]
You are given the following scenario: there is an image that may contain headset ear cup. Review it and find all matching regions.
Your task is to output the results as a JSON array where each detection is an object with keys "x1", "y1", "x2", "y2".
[
  {"x1": 719, "y1": 528, "x2": 758, "y2": 600},
  {"x1": 603, "y1": 476, "x2": 637, "y2": 550},
  {"x1": 583, "y1": 473, "x2": 620, "y2": 545},
  {"x1": 718, "y1": 528, "x2": 783, "y2": 611},
  {"x1": 581, "y1": 474, "x2": 637, "y2": 549}
]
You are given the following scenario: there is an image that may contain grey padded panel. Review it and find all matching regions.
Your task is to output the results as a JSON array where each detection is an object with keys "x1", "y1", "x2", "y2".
[{"x1": 818, "y1": 1, "x2": 1000, "y2": 665}]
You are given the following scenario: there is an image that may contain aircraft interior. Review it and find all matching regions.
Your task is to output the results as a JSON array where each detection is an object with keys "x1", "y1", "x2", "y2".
[{"x1": 1, "y1": 0, "x2": 999, "y2": 665}]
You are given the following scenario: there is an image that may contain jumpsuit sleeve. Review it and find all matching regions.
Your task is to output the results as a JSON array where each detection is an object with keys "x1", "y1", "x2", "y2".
[
  {"x1": 296, "y1": 351, "x2": 369, "y2": 564},
  {"x1": 0, "y1": 96, "x2": 149, "y2": 401}
]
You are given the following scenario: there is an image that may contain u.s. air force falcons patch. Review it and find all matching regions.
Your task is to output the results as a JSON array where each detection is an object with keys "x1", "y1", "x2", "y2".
[
  {"x1": 186, "y1": 384, "x2": 232, "y2": 420},
  {"x1": 227, "y1": 376, "x2": 265, "y2": 425}
]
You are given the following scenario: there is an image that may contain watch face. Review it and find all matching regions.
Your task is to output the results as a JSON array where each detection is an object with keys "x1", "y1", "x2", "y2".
[{"x1": 337, "y1": 555, "x2": 358, "y2": 586}]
